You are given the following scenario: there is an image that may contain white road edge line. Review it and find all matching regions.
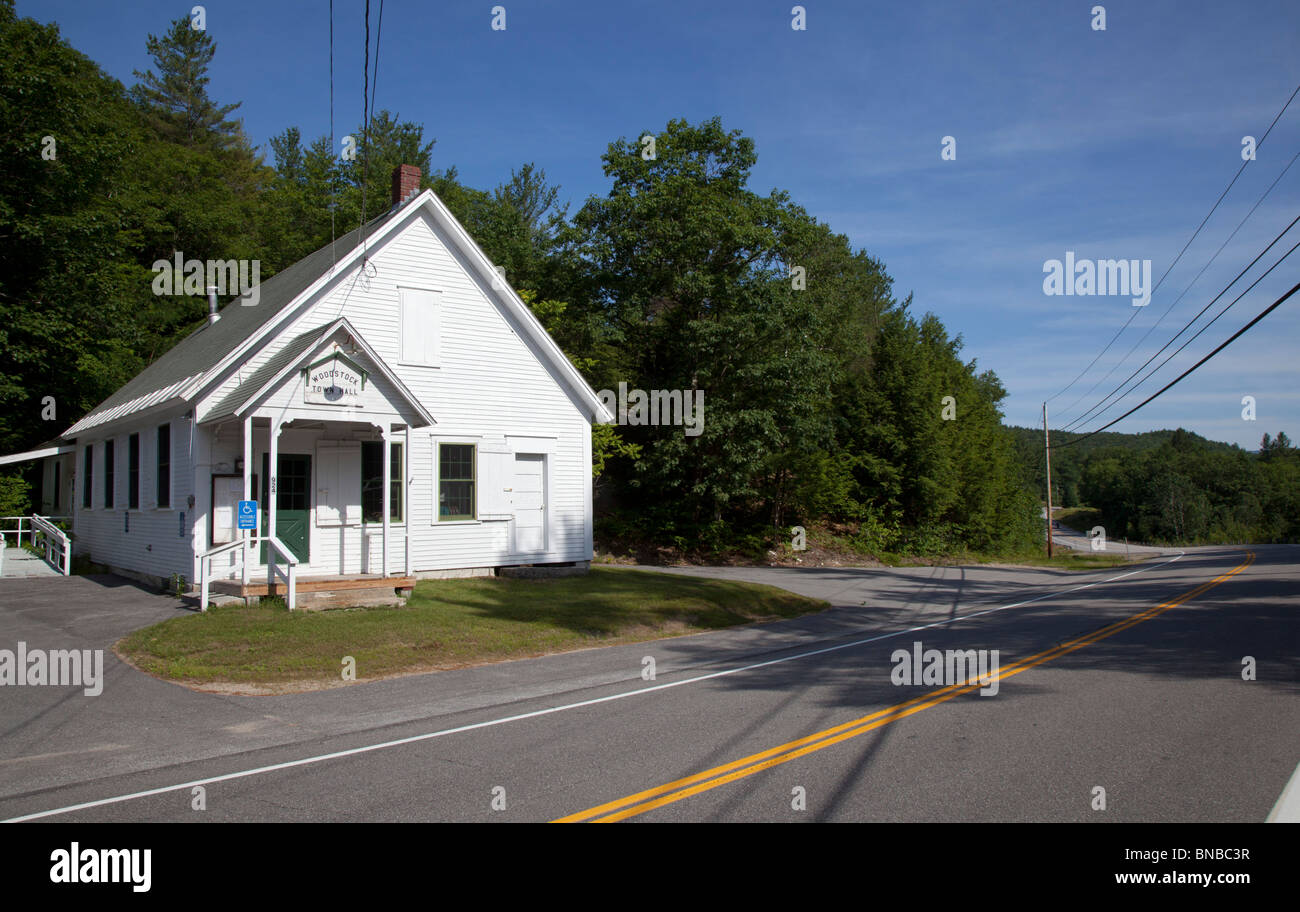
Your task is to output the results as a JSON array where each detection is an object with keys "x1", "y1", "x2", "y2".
[
  {"x1": 4, "y1": 551, "x2": 1186, "y2": 822},
  {"x1": 1266, "y1": 760, "x2": 1300, "y2": 822}
]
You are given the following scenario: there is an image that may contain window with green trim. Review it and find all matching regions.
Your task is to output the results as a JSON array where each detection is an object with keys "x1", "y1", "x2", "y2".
[
  {"x1": 127, "y1": 432, "x2": 140, "y2": 510},
  {"x1": 82, "y1": 445, "x2": 93, "y2": 509},
  {"x1": 156, "y1": 423, "x2": 171, "y2": 508},
  {"x1": 438, "y1": 443, "x2": 475, "y2": 520},
  {"x1": 103, "y1": 439, "x2": 115, "y2": 508}
]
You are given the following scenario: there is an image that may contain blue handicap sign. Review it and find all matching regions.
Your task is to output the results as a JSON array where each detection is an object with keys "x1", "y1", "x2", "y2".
[{"x1": 237, "y1": 500, "x2": 258, "y2": 530}]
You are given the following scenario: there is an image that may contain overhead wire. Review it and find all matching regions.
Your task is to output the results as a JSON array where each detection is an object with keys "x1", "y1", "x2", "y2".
[
  {"x1": 329, "y1": 0, "x2": 336, "y2": 268},
  {"x1": 1063, "y1": 229, "x2": 1300, "y2": 434},
  {"x1": 360, "y1": 0, "x2": 370, "y2": 251},
  {"x1": 1054, "y1": 278, "x2": 1300, "y2": 448},
  {"x1": 358, "y1": 0, "x2": 386, "y2": 265},
  {"x1": 1044, "y1": 82, "x2": 1300, "y2": 408},
  {"x1": 1062, "y1": 206, "x2": 1300, "y2": 432},
  {"x1": 1057, "y1": 149, "x2": 1300, "y2": 430}
]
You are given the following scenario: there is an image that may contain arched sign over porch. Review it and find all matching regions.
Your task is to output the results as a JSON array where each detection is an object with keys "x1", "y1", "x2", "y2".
[{"x1": 302, "y1": 351, "x2": 368, "y2": 406}]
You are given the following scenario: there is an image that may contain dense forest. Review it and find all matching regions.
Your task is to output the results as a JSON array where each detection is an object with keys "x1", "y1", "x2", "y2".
[
  {"x1": 1009, "y1": 427, "x2": 1299, "y2": 545},
  {"x1": 1007, "y1": 426, "x2": 1240, "y2": 509},
  {"x1": 1, "y1": 4, "x2": 1290, "y2": 555}
]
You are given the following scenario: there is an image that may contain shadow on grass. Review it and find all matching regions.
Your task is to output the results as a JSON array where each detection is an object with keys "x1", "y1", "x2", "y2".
[{"x1": 405, "y1": 567, "x2": 826, "y2": 637}]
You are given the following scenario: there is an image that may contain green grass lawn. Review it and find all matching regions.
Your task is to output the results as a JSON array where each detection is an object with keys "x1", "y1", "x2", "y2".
[
  {"x1": 996, "y1": 551, "x2": 1136, "y2": 570},
  {"x1": 117, "y1": 567, "x2": 828, "y2": 692}
]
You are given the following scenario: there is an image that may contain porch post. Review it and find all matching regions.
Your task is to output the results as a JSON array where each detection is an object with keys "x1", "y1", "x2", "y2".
[
  {"x1": 404, "y1": 425, "x2": 411, "y2": 577},
  {"x1": 242, "y1": 416, "x2": 253, "y2": 588},
  {"x1": 381, "y1": 424, "x2": 391, "y2": 579},
  {"x1": 268, "y1": 417, "x2": 281, "y2": 543}
]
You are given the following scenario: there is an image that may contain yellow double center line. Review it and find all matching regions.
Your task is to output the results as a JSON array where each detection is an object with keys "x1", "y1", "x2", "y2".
[{"x1": 555, "y1": 551, "x2": 1255, "y2": 823}]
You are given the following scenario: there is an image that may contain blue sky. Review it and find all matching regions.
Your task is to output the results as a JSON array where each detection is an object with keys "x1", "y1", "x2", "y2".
[{"x1": 22, "y1": 0, "x2": 1300, "y2": 448}]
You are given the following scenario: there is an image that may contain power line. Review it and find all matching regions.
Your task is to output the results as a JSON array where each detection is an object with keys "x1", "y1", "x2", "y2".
[
  {"x1": 358, "y1": 0, "x2": 385, "y2": 264},
  {"x1": 369, "y1": 0, "x2": 384, "y2": 134},
  {"x1": 1062, "y1": 208, "x2": 1300, "y2": 432},
  {"x1": 329, "y1": 0, "x2": 336, "y2": 268},
  {"x1": 1067, "y1": 232, "x2": 1300, "y2": 434},
  {"x1": 1044, "y1": 81, "x2": 1300, "y2": 406},
  {"x1": 360, "y1": 0, "x2": 370, "y2": 242},
  {"x1": 1054, "y1": 278, "x2": 1300, "y2": 448},
  {"x1": 1057, "y1": 149, "x2": 1300, "y2": 428}
]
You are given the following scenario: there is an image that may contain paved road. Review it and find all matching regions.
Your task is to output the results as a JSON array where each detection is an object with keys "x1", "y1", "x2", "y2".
[
  {"x1": 1047, "y1": 518, "x2": 1169, "y2": 557},
  {"x1": 1, "y1": 547, "x2": 1296, "y2": 822}
]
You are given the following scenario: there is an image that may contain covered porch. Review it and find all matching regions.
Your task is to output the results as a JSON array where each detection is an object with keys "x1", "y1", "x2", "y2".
[
  {"x1": 203, "y1": 415, "x2": 415, "y2": 577},
  {"x1": 195, "y1": 320, "x2": 434, "y2": 608},
  {"x1": 0, "y1": 443, "x2": 76, "y2": 579}
]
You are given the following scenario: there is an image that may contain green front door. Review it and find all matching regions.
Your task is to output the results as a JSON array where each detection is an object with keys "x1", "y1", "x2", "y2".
[{"x1": 260, "y1": 453, "x2": 311, "y2": 563}]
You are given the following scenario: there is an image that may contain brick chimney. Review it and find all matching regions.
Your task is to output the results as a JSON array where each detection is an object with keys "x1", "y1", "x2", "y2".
[{"x1": 391, "y1": 164, "x2": 421, "y2": 206}]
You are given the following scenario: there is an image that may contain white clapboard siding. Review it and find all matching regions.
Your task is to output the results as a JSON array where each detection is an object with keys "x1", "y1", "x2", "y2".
[
  {"x1": 70, "y1": 197, "x2": 595, "y2": 583},
  {"x1": 194, "y1": 208, "x2": 593, "y2": 573},
  {"x1": 70, "y1": 415, "x2": 197, "y2": 583}
]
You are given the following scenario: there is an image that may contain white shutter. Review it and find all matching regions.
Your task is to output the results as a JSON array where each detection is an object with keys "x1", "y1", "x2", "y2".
[
  {"x1": 340, "y1": 442, "x2": 362, "y2": 526},
  {"x1": 477, "y1": 438, "x2": 513, "y2": 519},
  {"x1": 317, "y1": 441, "x2": 362, "y2": 526},
  {"x1": 316, "y1": 443, "x2": 341, "y2": 526},
  {"x1": 400, "y1": 288, "x2": 440, "y2": 365}
]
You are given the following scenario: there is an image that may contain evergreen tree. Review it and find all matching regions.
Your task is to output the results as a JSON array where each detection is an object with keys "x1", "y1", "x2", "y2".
[
  {"x1": 130, "y1": 15, "x2": 243, "y2": 149},
  {"x1": 127, "y1": 12, "x2": 272, "y2": 356}
]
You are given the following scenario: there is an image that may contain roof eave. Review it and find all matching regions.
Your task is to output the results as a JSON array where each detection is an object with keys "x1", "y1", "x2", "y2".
[{"x1": 62, "y1": 395, "x2": 192, "y2": 440}]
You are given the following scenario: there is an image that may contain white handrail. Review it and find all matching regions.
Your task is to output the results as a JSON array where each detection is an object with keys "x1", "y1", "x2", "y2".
[
  {"x1": 198, "y1": 535, "x2": 298, "y2": 612},
  {"x1": 0, "y1": 516, "x2": 26, "y2": 548},
  {"x1": 30, "y1": 515, "x2": 71, "y2": 576},
  {"x1": 201, "y1": 538, "x2": 248, "y2": 559},
  {"x1": 198, "y1": 537, "x2": 249, "y2": 612},
  {"x1": 1, "y1": 515, "x2": 72, "y2": 548}
]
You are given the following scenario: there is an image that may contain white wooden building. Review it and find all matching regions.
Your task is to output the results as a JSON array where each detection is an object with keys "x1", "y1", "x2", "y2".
[{"x1": 1, "y1": 166, "x2": 612, "y2": 604}]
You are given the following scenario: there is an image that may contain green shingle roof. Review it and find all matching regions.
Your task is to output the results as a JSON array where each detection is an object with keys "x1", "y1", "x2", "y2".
[{"x1": 64, "y1": 210, "x2": 398, "y2": 437}]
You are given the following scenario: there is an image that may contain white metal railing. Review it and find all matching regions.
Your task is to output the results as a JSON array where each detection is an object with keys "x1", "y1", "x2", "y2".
[
  {"x1": 1, "y1": 515, "x2": 72, "y2": 548},
  {"x1": 198, "y1": 536, "x2": 298, "y2": 612},
  {"x1": 30, "y1": 515, "x2": 72, "y2": 576}
]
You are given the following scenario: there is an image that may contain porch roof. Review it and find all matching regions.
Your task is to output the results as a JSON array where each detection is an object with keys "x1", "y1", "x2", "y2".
[
  {"x1": 0, "y1": 444, "x2": 76, "y2": 466},
  {"x1": 200, "y1": 317, "x2": 435, "y2": 427}
]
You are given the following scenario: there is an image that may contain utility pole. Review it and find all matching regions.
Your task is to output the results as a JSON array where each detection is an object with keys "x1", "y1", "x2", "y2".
[{"x1": 1043, "y1": 401, "x2": 1054, "y2": 559}]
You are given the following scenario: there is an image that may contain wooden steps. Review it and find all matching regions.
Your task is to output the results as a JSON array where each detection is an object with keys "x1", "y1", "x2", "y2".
[{"x1": 211, "y1": 575, "x2": 417, "y2": 598}]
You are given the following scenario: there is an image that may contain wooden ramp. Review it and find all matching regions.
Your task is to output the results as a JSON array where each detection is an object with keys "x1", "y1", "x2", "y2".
[{"x1": 0, "y1": 547, "x2": 63, "y2": 579}]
